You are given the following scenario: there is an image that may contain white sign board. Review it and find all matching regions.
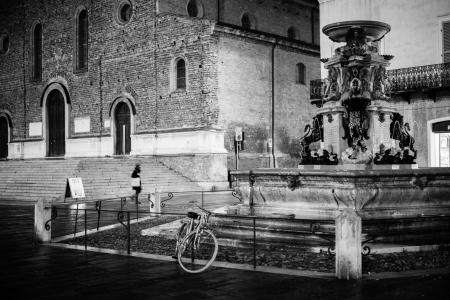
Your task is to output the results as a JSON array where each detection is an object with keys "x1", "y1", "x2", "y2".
[
  {"x1": 235, "y1": 127, "x2": 243, "y2": 141},
  {"x1": 74, "y1": 117, "x2": 90, "y2": 133},
  {"x1": 29, "y1": 122, "x2": 42, "y2": 137},
  {"x1": 104, "y1": 119, "x2": 111, "y2": 129},
  {"x1": 67, "y1": 178, "x2": 85, "y2": 198}
]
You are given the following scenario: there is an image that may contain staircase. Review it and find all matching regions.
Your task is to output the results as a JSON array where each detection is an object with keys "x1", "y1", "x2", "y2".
[{"x1": 0, "y1": 157, "x2": 201, "y2": 203}]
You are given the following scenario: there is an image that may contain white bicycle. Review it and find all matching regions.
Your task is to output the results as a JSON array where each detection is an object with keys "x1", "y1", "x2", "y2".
[{"x1": 174, "y1": 207, "x2": 218, "y2": 273}]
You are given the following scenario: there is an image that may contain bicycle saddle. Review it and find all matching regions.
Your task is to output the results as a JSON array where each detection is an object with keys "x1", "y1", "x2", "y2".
[{"x1": 187, "y1": 211, "x2": 199, "y2": 219}]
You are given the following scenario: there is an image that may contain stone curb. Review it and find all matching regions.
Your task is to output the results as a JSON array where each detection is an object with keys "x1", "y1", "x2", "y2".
[{"x1": 43, "y1": 242, "x2": 450, "y2": 280}]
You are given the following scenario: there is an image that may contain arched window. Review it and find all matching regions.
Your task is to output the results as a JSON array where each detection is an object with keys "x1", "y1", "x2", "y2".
[
  {"x1": 33, "y1": 23, "x2": 42, "y2": 80},
  {"x1": 0, "y1": 32, "x2": 10, "y2": 54},
  {"x1": 176, "y1": 59, "x2": 186, "y2": 90},
  {"x1": 76, "y1": 9, "x2": 88, "y2": 71},
  {"x1": 296, "y1": 63, "x2": 305, "y2": 84},
  {"x1": 287, "y1": 26, "x2": 298, "y2": 40},
  {"x1": 241, "y1": 13, "x2": 256, "y2": 30}
]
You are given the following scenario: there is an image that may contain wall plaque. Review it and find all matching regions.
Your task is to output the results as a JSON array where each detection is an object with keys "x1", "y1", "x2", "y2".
[
  {"x1": 74, "y1": 117, "x2": 90, "y2": 133},
  {"x1": 29, "y1": 122, "x2": 42, "y2": 137}
]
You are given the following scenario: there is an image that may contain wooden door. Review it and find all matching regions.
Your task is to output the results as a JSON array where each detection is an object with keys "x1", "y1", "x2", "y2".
[
  {"x1": 47, "y1": 90, "x2": 65, "y2": 157},
  {"x1": 115, "y1": 102, "x2": 131, "y2": 155},
  {"x1": 0, "y1": 116, "x2": 8, "y2": 159}
]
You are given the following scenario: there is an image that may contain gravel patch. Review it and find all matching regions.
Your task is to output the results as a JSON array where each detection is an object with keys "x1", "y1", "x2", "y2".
[{"x1": 62, "y1": 217, "x2": 450, "y2": 274}]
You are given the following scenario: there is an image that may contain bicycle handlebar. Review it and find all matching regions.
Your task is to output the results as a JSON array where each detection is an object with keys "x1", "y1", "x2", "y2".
[{"x1": 196, "y1": 205, "x2": 212, "y2": 215}]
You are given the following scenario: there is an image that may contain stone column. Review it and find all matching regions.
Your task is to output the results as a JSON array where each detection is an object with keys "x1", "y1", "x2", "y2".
[
  {"x1": 319, "y1": 104, "x2": 347, "y2": 157},
  {"x1": 367, "y1": 102, "x2": 396, "y2": 154},
  {"x1": 34, "y1": 199, "x2": 51, "y2": 243},
  {"x1": 335, "y1": 209, "x2": 362, "y2": 280}
]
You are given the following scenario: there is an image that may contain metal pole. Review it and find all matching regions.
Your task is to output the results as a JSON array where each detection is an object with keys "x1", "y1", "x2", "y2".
[
  {"x1": 127, "y1": 212, "x2": 131, "y2": 255},
  {"x1": 96, "y1": 201, "x2": 102, "y2": 231},
  {"x1": 236, "y1": 142, "x2": 239, "y2": 170},
  {"x1": 271, "y1": 42, "x2": 276, "y2": 168},
  {"x1": 201, "y1": 191, "x2": 204, "y2": 208},
  {"x1": 74, "y1": 203, "x2": 79, "y2": 236},
  {"x1": 84, "y1": 209, "x2": 87, "y2": 250},
  {"x1": 253, "y1": 217, "x2": 256, "y2": 269},
  {"x1": 135, "y1": 192, "x2": 139, "y2": 220}
]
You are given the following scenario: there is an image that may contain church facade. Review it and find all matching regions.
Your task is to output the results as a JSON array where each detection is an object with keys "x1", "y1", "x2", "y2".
[{"x1": 0, "y1": 0, "x2": 320, "y2": 188}]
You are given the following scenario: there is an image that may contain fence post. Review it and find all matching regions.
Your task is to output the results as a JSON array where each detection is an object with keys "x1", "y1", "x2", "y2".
[
  {"x1": 127, "y1": 212, "x2": 131, "y2": 254},
  {"x1": 34, "y1": 199, "x2": 51, "y2": 243},
  {"x1": 335, "y1": 209, "x2": 362, "y2": 280},
  {"x1": 253, "y1": 217, "x2": 256, "y2": 269},
  {"x1": 201, "y1": 191, "x2": 204, "y2": 208},
  {"x1": 84, "y1": 209, "x2": 87, "y2": 250}
]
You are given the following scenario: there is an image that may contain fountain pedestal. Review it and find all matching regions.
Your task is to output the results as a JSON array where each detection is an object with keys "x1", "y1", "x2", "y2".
[{"x1": 336, "y1": 209, "x2": 362, "y2": 280}]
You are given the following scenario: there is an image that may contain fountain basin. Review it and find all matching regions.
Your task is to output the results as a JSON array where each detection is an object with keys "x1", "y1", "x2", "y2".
[
  {"x1": 230, "y1": 167, "x2": 450, "y2": 220},
  {"x1": 322, "y1": 20, "x2": 391, "y2": 43}
]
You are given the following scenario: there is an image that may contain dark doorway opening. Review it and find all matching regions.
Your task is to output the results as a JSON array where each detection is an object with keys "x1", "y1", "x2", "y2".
[
  {"x1": 0, "y1": 116, "x2": 8, "y2": 159},
  {"x1": 47, "y1": 90, "x2": 65, "y2": 157},
  {"x1": 115, "y1": 102, "x2": 131, "y2": 155}
]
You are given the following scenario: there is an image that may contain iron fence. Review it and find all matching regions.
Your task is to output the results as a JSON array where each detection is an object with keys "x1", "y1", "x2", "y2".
[{"x1": 42, "y1": 191, "x2": 450, "y2": 274}]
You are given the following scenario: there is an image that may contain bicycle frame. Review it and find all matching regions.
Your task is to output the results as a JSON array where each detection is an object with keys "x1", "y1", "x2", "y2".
[{"x1": 175, "y1": 208, "x2": 211, "y2": 256}]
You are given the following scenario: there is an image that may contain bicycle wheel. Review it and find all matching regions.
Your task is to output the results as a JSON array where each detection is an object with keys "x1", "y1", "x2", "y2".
[
  {"x1": 174, "y1": 222, "x2": 188, "y2": 256},
  {"x1": 177, "y1": 229, "x2": 218, "y2": 273}
]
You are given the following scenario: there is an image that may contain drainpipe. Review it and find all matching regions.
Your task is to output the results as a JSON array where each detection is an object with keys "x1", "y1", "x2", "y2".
[
  {"x1": 22, "y1": 0, "x2": 27, "y2": 139},
  {"x1": 217, "y1": 0, "x2": 220, "y2": 22},
  {"x1": 271, "y1": 40, "x2": 276, "y2": 168},
  {"x1": 310, "y1": 8, "x2": 315, "y2": 45},
  {"x1": 99, "y1": 55, "x2": 103, "y2": 138},
  {"x1": 154, "y1": 1, "x2": 158, "y2": 140}
]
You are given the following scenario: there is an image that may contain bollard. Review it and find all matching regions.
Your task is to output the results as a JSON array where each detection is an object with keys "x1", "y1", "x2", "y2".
[
  {"x1": 335, "y1": 209, "x2": 362, "y2": 280},
  {"x1": 149, "y1": 188, "x2": 161, "y2": 215},
  {"x1": 34, "y1": 199, "x2": 51, "y2": 243}
]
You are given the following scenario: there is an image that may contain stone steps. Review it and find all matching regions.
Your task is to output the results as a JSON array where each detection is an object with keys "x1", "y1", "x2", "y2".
[{"x1": 0, "y1": 158, "x2": 201, "y2": 202}]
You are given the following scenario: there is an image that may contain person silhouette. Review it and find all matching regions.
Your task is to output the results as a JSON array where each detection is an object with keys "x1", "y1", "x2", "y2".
[{"x1": 131, "y1": 163, "x2": 142, "y2": 204}]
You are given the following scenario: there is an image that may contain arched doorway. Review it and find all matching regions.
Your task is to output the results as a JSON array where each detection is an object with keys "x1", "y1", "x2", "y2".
[
  {"x1": 0, "y1": 115, "x2": 8, "y2": 159},
  {"x1": 47, "y1": 89, "x2": 66, "y2": 156},
  {"x1": 115, "y1": 102, "x2": 131, "y2": 155}
]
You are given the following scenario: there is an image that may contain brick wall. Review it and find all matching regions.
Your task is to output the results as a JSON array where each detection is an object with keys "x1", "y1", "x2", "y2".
[
  {"x1": 158, "y1": 0, "x2": 320, "y2": 45},
  {"x1": 0, "y1": 0, "x2": 158, "y2": 141},
  {"x1": 155, "y1": 14, "x2": 217, "y2": 130},
  {"x1": 217, "y1": 32, "x2": 320, "y2": 169},
  {"x1": 0, "y1": 0, "x2": 320, "y2": 173}
]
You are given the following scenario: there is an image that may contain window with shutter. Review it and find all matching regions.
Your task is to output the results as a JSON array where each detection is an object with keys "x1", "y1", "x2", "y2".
[{"x1": 443, "y1": 21, "x2": 450, "y2": 63}]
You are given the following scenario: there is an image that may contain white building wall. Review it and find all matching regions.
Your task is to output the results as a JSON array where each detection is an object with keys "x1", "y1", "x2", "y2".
[{"x1": 318, "y1": 0, "x2": 450, "y2": 76}]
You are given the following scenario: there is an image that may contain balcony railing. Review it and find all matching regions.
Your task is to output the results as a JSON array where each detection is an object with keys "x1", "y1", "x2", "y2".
[
  {"x1": 310, "y1": 62, "x2": 450, "y2": 101},
  {"x1": 387, "y1": 62, "x2": 450, "y2": 93}
]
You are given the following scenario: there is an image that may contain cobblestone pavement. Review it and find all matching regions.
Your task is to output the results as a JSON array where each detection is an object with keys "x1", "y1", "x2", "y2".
[{"x1": 0, "y1": 203, "x2": 449, "y2": 300}]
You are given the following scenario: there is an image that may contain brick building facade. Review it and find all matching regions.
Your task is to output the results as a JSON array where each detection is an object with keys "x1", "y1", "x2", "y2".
[{"x1": 0, "y1": 0, "x2": 320, "y2": 188}]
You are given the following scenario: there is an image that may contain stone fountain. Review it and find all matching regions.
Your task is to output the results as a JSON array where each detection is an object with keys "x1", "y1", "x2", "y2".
[
  {"x1": 299, "y1": 20, "x2": 416, "y2": 168},
  {"x1": 228, "y1": 21, "x2": 450, "y2": 280}
]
